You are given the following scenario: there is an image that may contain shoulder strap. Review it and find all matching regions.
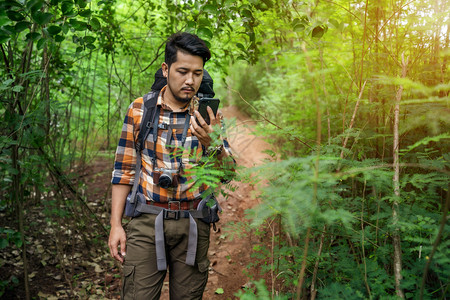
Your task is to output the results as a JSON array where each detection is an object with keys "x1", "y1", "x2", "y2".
[
  {"x1": 128, "y1": 91, "x2": 159, "y2": 209},
  {"x1": 136, "y1": 91, "x2": 159, "y2": 152}
]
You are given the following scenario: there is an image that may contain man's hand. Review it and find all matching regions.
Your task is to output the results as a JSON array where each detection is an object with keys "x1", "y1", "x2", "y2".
[
  {"x1": 109, "y1": 184, "x2": 131, "y2": 263},
  {"x1": 190, "y1": 106, "x2": 221, "y2": 148},
  {"x1": 108, "y1": 225, "x2": 127, "y2": 263}
]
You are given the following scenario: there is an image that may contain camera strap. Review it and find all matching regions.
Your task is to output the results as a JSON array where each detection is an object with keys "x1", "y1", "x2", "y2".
[{"x1": 151, "y1": 107, "x2": 191, "y2": 173}]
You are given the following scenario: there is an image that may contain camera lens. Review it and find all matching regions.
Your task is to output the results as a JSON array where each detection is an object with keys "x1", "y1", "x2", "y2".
[{"x1": 159, "y1": 173, "x2": 172, "y2": 189}]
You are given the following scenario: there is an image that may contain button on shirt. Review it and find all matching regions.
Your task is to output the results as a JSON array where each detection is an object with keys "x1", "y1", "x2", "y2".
[{"x1": 112, "y1": 86, "x2": 231, "y2": 203}]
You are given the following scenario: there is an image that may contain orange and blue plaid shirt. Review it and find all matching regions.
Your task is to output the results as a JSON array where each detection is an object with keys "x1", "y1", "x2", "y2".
[{"x1": 111, "y1": 86, "x2": 232, "y2": 203}]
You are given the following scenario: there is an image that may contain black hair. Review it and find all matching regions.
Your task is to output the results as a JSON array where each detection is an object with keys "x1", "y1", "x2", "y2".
[{"x1": 165, "y1": 32, "x2": 211, "y2": 67}]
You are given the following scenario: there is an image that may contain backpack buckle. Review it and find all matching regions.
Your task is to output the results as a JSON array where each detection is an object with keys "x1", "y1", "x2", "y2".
[
  {"x1": 164, "y1": 201, "x2": 181, "y2": 220},
  {"x1": 163, "y1": 209, "x2": 180, "y2": 220},
  {"x1": 158, "y1": 123, "x2": 168, "y2": 130}
]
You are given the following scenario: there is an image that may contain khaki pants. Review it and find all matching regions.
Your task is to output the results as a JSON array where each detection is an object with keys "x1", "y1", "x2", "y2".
[{"x1": 121, "y1": 213, "x2": 210, "y2": 300}]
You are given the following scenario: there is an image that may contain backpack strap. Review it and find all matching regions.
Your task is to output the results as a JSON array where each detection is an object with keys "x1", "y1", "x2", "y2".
[
  {"x1": 136, "y1": 91, "x2": 159, "y2": 152},
  {"x1": 126, "y1": 91, "x2": 159, "y2": 211}
]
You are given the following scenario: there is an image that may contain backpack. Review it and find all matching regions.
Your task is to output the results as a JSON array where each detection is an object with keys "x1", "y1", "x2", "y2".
[{"x1": 124, "y1": 68, "x2": 216, "y2": 218}]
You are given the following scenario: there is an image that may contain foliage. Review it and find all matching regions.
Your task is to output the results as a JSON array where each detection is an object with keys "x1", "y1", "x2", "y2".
[
  {"x1": 220, "y1": 0, "x2": 449, "y2": 298},
  {"x1": 244, "y1": 144, "x2": 448, "y2": 298}
]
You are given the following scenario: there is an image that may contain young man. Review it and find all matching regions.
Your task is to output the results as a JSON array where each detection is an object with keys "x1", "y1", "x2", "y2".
[{"x1": 108, "y1": 32, "x2": 234, "y2": 299}]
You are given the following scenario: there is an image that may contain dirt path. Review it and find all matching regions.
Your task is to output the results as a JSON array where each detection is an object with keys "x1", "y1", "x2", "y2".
[{"x1": 193, "y1": 106, "x2": 272, "y2": 299}]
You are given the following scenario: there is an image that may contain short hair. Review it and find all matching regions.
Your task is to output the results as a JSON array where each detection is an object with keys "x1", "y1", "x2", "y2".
[{"x1": 165, "y1": 32, "x2": 211, "y2": 67}]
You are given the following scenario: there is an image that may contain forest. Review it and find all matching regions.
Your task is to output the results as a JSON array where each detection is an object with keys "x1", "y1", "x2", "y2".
[{"x1": 0, "y1": 0, "x2": 449, "y2": 299}]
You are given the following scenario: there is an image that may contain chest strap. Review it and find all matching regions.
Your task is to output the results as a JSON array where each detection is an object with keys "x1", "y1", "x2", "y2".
[{"x1": 135, "y1": 200, "x2": 209, "y2": 271}]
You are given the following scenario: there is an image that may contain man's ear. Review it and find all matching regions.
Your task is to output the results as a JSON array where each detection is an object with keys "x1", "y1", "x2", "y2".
[{"x1": 161, "y1": 62, "x2": 169, "y2": 78}]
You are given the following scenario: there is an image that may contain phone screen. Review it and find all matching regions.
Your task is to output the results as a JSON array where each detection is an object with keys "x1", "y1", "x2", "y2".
[{"x1": 196, "y1": 98, "x2": 220, "y2": 125}]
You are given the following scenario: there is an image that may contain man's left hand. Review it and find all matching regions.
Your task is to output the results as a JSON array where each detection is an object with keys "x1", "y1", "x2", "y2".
[{"x1": 190, "y1": 106, "x2": 221, "y2": 149}]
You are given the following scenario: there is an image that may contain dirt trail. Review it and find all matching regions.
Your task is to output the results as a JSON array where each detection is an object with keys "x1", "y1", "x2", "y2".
[
  {"x1": 203, "y1": 106, "x2": 272, "y2": 299},
  {"x1": 160, "y1": 106, "x2": 272, "y2": 299}
]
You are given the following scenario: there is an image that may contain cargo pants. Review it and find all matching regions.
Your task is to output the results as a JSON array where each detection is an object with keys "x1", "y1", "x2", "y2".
[{"x1": 121, "y1": 213, "x2": 210, "y2": 300}]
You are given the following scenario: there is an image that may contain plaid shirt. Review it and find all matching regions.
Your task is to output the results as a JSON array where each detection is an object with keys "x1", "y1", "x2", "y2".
[{"x1": 112, "y1": 86, "x2": 231, "y2": 203}]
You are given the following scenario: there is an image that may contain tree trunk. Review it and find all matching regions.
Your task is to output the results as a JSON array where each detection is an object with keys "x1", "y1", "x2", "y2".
[{"x1": 392, "y1": 53, "x2": 408, "y2": 299}]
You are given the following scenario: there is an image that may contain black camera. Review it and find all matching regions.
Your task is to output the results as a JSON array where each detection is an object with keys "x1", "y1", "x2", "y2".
[{"x1": 153, "y1": 168, "x2": 180, "y2": 189}]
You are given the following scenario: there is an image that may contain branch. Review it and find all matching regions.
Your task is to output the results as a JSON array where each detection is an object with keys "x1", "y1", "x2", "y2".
[
  {"x1": 340, "y1": 80, "x2": 367, "y2": 160},
  {"x1": 229, "y1": 88, "x2": 313, "y2": 149},
  {"x1": 141, "y1": 40, "x2": 165, "y2": 72},
  {"x1": 111, "y1": 52, "x2": 132, "y2": 93},
  {"x1": 0, "y1": 44, "x2": 13, "y2": 80}
]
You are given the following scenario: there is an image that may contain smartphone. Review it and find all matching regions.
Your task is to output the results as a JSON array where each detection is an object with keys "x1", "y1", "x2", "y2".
[{"x1": 196, "y1": 98, "x2": 220, "y2": 125}]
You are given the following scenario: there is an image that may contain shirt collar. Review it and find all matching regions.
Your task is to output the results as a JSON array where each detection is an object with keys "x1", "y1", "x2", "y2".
[{"x1": 158, "y1": 85, "x2": 197, "y2": 115}]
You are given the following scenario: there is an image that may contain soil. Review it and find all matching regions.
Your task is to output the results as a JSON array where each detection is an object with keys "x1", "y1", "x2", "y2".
[{"x1": 0, "y1": 105, "x2": 272, "y2": 299}]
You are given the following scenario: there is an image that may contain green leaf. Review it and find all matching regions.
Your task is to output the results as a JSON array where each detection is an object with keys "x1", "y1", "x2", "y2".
[
  {"x1": 25, "y1": 31, "x2": 40, "y2": 41},
  {"x1": 0, "y1": 238, "x2": 8, "y2": 249},
  {"x1": 12, "y1": 234, "x2": 22, "y2": 248},
  {"x1": 61, "y1": 22, "x2": 69, "y2": 34},
  {"x1": 329, "y1": 18, "x2": 339, "y2": 29},
  {"x1": 89, "y1": 17, "x2": 100, "y2": 30},
  {"x1": 83, "y1": 35, "x2": 95, "y2": 44},
  {"x1": 0, "y1": 26, "x2": 14, "y2": 37},
  {"x1": 223, "y1": 0, "x2": 235, "y2": 7},
  {"x1": 15, "y1": 21, "x2": 32, "y2": 32},
  {"x1": 32, "y1": 12, "x2": 53, "y2": 26},
  {"x1": 294, "y1": 23, "x2": 305, "y2": 31},
  {"x1": 236, "y1": 42, "x2": 245, "y2": 51},
  {"x1": 186, "y1": 20, "x2": 196, "y2": 31},
  {"x1": 3, "y1": 0, "x2": 23, "y2": 8},
  {"x1": 7, "y1": 10, "x2": 25, "y2": 21},
  {"x1": 75, "y1": 0, "x2": 87, "y2": 8},
  {"x1": 85, "y1": 43, "x2": 95, "y2": 49},
  {"x1": 47, "y1": 25, "x2": 61, "y2": 35},
  {"x1": 26, "y1": 0, "x2": 44, "y2": 12},
  {"x1": 292, "y1": 18, "x2": 306, "y2": 31},
  {"x1": 12, "y1": 85, "x2": 24, "y2": 92},
  {"x1": 241, "y1": 9, "x2": 253, "y2": 19},
  {"x1": 36, "y1": 36, "x2": 46, "y2": 49},
  {"x1": 75, "y1": 45, "x2": 83, "y2": 53},
  {"x1": 2, "y1": 78, "x2": 14, "y2": 86},
  {"x1": 197, "y1": 27, "x2": 212, "y2": 40},
  {"x1": 311, "y1": 25, "x2": 326, "y2": 38},
  {"x1": 0, "y1": 15, "x2": 12, "y2": 27},
  {"x1": 261, "y1": 0, "x2": 273, "y2": 8},
  {"x1": 54, "y1": 34, "x2": 65, "y2": 42},
  {"x1": 69, "y1": 18, "x2": 87, "y2": 31},
  {"x1": 215, "y1": 288, "x2": 224, "y2": 294},
  {"x1": 0, "y1": 35, "x2": 11, "y2": 44},
  {"x1": 78, "y1": 8, "x2": 91, "y2": 18},
  {"x1": 203, "y1": 4, "x2": 217, "y2": 14},
  {"x1": 61, "y1": 1, "x2": 77, "y2": 16}
]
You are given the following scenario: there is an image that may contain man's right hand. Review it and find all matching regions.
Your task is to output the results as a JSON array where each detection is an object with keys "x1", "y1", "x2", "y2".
[
  {"x1": 109, "y1": 184, "x2": 132, "y2": 263},
  {"x1": 108, "y1": 225, "x2": 127, "y2": 263}
]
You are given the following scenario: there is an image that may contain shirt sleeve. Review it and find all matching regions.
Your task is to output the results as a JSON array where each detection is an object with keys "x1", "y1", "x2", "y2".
[{"x1": 111, "y1": 102, "x2": 138, "y2": 185}]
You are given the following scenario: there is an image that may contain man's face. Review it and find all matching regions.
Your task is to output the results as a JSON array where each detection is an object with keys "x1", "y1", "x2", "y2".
[{"x1": 162, "y1": 51, "x2": 204, "y2": 104}]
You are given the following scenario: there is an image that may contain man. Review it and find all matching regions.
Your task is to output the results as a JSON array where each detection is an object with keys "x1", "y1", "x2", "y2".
[{"x1": 108, "y1": 32, "x2": 234, "y2": 299}]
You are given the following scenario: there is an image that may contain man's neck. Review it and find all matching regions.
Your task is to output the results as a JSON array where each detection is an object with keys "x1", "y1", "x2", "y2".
[{"x1": 163, "y1": 88, "x2": 190, "y2": 112}]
